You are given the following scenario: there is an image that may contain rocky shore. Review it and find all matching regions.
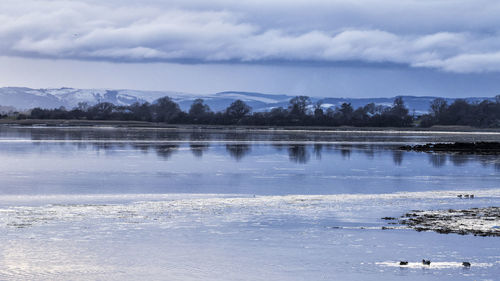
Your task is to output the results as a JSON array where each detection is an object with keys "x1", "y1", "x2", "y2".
[
  {"x1": 395, "y1": 207, "x2": 500, "y2": 237},
  {"x1": 400, "y1": 142, "x2": 500, "y2": 154}
]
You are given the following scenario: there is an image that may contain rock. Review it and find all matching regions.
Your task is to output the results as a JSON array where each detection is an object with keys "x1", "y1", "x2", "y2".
[
  {"x1": 399, "y1": 142, "x2": 500, "y2": 154},
  {"x1": 397, "y1": 207, "x2": 500, "y2": 237}
]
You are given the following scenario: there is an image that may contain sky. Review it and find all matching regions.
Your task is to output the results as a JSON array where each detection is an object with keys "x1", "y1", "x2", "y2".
[{"x1": 1, "y1": 0, "x2": 500, "y2": 98}]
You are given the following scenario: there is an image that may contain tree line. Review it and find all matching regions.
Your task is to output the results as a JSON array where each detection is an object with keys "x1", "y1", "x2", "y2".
[
  {"x1": 7, "y1": 95, "x2": 500, "y2": 127},
  {"x1": 419, "y1": 96, "x2": 500, "y2": 128}
]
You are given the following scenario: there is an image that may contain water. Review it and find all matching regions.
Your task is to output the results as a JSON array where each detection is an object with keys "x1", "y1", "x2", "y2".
[{"x1": 0, "y1": 126, "x2": 499, "y2": 280}]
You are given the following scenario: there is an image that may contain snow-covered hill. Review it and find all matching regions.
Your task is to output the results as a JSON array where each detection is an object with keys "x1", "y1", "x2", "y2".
[
  {"x1": 0, "y1": 87, "x2": 496, "y2": 114},
  {"x1": 0, "y1": 87, "x2": 291, "y2": 112},
  {"x1": 0, "y1": 87, "x2": 194, "y2": 109}
]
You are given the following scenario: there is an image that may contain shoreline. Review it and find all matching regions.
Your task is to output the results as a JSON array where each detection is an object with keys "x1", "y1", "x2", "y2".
[{"x1": 2, "y1": 119, "x2": 500, "y2": 133}]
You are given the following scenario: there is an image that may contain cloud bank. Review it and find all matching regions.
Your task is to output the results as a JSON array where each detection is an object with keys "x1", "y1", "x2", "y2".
[{"x1": 2, "y1": 0, "x2": 500, "y2": 73}]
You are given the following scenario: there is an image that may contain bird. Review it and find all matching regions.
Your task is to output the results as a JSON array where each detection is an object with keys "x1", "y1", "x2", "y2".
[
  {"x1": 457, "y1": 194, "x2": 463, "y2": 198},
  {"x1": 462, "y1": 261, "x2": 471, "y2": 267},
  {"x1": 422, "y1": 259, "x2": 431, "y2": 265},
  {"x1": 470, "y1": 194, "x2": 474, "y2": 198},
  {"x1": 464, "y1": 194, "x2": 470, "y2": 198},
  {"x1": 399, "y1": 261, "x2": 408, "y2": 265}
]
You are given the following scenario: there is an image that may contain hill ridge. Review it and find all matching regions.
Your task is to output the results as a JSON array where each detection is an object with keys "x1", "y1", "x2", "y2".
[{"x1": 0, "y1": 87, "x2": 497, "y2": 114}]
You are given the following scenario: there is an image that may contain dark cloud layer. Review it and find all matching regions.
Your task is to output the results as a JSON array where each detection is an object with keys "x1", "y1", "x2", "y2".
[{"x1": 1, "y1": 0, "x2": 500, "y2": 73}]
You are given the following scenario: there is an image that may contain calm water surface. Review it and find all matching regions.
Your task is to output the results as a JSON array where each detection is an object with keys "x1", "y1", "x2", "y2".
[{"x1": 0, "y1": 126, "x2": 499, "y2": 280}]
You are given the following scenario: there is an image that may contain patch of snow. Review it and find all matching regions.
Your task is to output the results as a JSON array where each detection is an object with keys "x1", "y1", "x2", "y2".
[{"x1": 216, "y1": 93, "x2": 280, "y2": 103}]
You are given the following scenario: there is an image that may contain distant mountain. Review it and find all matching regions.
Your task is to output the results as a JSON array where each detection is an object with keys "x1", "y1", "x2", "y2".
[
  {"x1": 0, "y1": 87, "x2": 497, "y2": 114},
  {"x1": 0, "y1": 87, "x2": 192, "y2": 110}
]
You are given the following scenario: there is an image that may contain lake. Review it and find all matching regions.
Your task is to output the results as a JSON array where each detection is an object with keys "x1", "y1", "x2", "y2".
[{"x1": 0, "y1": 126, "x2": 499, "y2": 280}]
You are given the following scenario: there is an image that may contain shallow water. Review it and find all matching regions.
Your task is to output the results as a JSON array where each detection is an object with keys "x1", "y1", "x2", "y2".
[{"x1": 0, "y1": 126, "x2": 499, "y2": 280}]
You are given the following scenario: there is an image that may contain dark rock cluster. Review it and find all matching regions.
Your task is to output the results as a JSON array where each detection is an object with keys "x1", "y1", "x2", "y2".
[
  {"x1": 399, "y1": 142, "x2": 500, "y2": 154},
  {"x1": 397, "y1": 207, "x2": 500, "y2": 237}
]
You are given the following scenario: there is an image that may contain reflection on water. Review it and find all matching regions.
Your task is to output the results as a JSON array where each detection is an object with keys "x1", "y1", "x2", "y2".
[
  {"x1": 288, "y1": 145, "x2": 309, "y2": 164},
  {"x1": 154, "y1": 145, "x2": 179, "y2": 160},
  {"x1": 0, "y1": 126, "x2": 499, "y2": 167},
  {"x1": 1, "y1": 126, "x2": 499, "y2": 195},
  {"x1": 313, "y1": 143, "x2": 322, "y2": 160},
  {"x1": 450, "y1": 153, "x2": 469, "y2": 166},
  {"x1": 340, "y1": 145, "x2": 352, "y2": 159},
  {"x1": 2, "y1": 126, "x2": 500, "y2": 167},
  {"x1": 428, "y1": 152, "x2": 500, "y2": 171},
  {"x1": 225, "y1": 144, "x2": 251, "y2": 161},
  {"x1": 392, "y1": 150, "x2": 404, "y2": 166},
  {"x1": 40, "y1": 140, "x2": 498, "y2": 168},
  {"x1": 190, "y1": 143, "x2": 209, "y2": 158},
  {"x1": 429, "y1": 153, "x2": 447, "y2": 167}
]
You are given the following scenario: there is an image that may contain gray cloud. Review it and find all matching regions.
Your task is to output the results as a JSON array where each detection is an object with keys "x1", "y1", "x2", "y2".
[{"x1": 1, "y1": 0, "x2": 500, "y2": 73}]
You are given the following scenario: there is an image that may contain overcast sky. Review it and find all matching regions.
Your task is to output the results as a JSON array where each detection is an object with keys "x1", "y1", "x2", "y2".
[{"x1": 1, "y1": 0, "x2": 500, "y2": 97}]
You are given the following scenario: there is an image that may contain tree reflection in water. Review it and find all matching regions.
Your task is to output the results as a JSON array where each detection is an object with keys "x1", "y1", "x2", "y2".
[
  {"x1": 225, "y1": 144, "x2": 251, "y2": 161},
  {"x1": 340, "y1": 145, "x2": 352, "y2": 159},
  {"x1": 313, "y1": 144, "x2": 323, "y2": 160},
  {"x1": 190, "y1": 143, "x2": 210, "y2": 158},
  {"x1": 288, "y1": 144, "x2": 309, "y2": 164},
  {"x1": 7, "y1": 126, "x2": 498, "y2": 169},
  {"x1": 154, "y1": 145, "x2": 179, "y2": 160},
  {"x1": 429, "y1": 154, "x2": 447, "y2": 167},
  {"x1": 450, "y1": 154, "x2": 470, "y2": 166},
  {"x1": 392, "y1": 150, "x2": 404, "y2": 166}
]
